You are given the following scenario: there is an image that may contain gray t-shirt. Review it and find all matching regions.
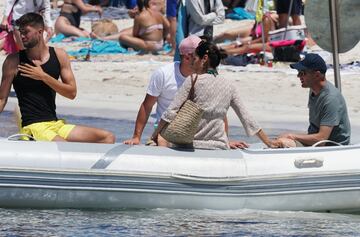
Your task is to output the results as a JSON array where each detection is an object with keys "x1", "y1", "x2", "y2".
[{"x1": 308, "y1": 81, "x2": 351, "y2": 145}]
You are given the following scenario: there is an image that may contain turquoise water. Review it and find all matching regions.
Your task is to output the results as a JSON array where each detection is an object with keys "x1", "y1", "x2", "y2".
[{"x1": 1, "y1": 111, "x2": 360, "y2": 235}]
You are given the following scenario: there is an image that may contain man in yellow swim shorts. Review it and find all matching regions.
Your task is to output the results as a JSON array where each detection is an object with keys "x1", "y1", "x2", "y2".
[{"x1": 0, "y1": 13, "x2": 115, "y2": 143}]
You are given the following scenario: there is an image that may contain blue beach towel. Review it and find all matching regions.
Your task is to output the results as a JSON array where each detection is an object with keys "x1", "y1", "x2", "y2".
[
  {"x1": 50, "y1": 33, "x2": 91, "y2": 43},
  {"x1": 67, "y1": 40, "x2": 172, "y2": 56},
  {"x1": 67, "y1": 40, "x2": 129, "y2": 56},
  {"x1": 51, "y1": 34, "x2": 171, "y2": 56},
  {"x1": 226, "y1": 7, "x2": 255, "y2": 20}
]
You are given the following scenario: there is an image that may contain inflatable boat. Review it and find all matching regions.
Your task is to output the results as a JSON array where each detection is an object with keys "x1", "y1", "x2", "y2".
[{"x1": 0, "y1": 138, "x2": 359, "y2": 213}]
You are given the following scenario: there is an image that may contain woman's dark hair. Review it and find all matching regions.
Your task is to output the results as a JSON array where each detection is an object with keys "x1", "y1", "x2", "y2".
[
  {"x1": 195, "y1": 41, "x2": 227, "y2": 69},
  {"x1": 137, "y1": 0, "x2": 150, "y2": 11}
]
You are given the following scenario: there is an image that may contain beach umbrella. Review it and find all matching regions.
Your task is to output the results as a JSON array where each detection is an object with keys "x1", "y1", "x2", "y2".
[{"x1": 304, "y1": 0, "x2": 360, "y2": 91}]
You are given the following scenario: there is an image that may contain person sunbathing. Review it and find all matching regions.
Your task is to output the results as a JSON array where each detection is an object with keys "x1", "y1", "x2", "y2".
[
  {"x1": 54, "y1": 0, "x2": 103, "y2": 38},
  {"x1": 215, "y1": 12, "x2": 278, "y2": 56},
  {"x1": 97, "y1": 0, "x2": 169, "y2": 53}
]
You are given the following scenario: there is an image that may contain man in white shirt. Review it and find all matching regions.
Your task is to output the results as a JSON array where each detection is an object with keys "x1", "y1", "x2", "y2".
[{"x1": 124, "y1": 35, "x2": 201, "y2": 145}]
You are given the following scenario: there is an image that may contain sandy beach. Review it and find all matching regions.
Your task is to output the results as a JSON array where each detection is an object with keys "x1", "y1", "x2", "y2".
[{"x1": 1, "y1": 2, "x2": 360, "y2": 143}]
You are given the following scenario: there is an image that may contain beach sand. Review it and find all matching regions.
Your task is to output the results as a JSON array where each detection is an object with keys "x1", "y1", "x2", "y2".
[{"x1": 1, "y1": 2, "x2": 360, "y2": 143}]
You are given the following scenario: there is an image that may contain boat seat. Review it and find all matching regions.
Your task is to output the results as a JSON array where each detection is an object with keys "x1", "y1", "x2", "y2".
[{"x1": 312, "y1": 140, "x2": 343, "y2": 147}]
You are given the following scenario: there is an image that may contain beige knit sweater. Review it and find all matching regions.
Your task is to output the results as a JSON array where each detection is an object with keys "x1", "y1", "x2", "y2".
[{"x1": 162, "y1": 73, "x2": 261, "y2": 150}]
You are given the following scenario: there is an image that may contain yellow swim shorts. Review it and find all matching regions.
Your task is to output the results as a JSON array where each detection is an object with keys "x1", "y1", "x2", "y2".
[{"x1": 20, "y1": 120, "x2": 76, "y2": 141}]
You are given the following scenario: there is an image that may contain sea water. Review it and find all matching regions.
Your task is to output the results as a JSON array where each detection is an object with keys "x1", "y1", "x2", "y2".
[{"x1": 1, "y1": 111, "x2": 360, "y2": 236}]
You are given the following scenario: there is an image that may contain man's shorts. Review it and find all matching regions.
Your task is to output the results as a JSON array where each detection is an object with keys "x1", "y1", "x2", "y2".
[
  {"x1": 166, "y1": 0, "x2": 177, "y2": 18},
  {"x1": 276, "y1": 0, "x2": 302, "y2": 15},
  {"x1": 20, "y1": 120, "x2": 76, "y2": 141}
]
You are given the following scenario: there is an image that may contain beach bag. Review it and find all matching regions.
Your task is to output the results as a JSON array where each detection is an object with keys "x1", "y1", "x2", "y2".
[
  {"x1": 270, "y1": 39, "x2": 306, "y2": 62},
  {"x1": 1, "y1": 0, "x2": 19, "y2": 54},
  {"x1": 161, "y1": 74, "x2": 204, "y2": 145},
  {"x1": 91, "y1": 19, "x2": 119, "y2": 37}
]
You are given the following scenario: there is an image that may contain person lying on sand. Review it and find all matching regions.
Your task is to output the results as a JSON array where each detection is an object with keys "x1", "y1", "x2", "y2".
[{"x1": 214, "y1": 12, "x2": 278, "y2": 56}]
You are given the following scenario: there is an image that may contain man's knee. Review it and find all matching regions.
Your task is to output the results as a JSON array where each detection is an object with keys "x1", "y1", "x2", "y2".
[{"x1": 118, "y1": 33, "x2": 128, "y2": 41}]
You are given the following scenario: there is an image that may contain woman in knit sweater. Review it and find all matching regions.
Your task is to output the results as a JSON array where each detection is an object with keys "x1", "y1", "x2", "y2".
[{"x1": 153, "y1": 41, "x2": 280, "y2": 149}]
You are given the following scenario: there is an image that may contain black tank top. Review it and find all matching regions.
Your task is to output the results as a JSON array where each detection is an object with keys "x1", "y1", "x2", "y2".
[{"x1": 13, "y1": 47, "x2": 61, "y2": 127}]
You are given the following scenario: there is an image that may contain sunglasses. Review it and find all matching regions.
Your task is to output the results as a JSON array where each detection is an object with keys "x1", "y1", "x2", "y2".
[
  {"x1": 297, "y1": 70, "x2": 320, "y2": 77},
  {"x1": 297, "y1": 71, "x2": 306, "y2": 77}
]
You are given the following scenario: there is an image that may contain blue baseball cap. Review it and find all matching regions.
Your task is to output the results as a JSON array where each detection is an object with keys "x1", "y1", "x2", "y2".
[{"x1": 290, "y1": 53, "x2": 327, "y2": 74}]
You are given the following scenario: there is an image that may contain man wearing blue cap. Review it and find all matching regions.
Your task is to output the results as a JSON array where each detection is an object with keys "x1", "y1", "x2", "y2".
[{"x1": 278, "y1": 53, "x2": 351, "y2": 147}]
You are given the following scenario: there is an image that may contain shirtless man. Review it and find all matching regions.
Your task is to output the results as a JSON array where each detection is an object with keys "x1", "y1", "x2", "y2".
[{"x1": 0, "y1": 13, "x2": 115, "y2": 143}]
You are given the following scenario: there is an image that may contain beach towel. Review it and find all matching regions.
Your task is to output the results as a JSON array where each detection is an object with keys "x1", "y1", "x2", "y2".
[
  {"x1": 67, "y1": 40, "x2": 128, "y2": 56},
  {"x1": 49, "y1": 34, "x2": 92, "y2": 43},
  {"x1": 66, "y1": 39, "x2": 172, "y2": 57},
  {"x1": 226, "y1": 7, "x2": 255, "y2": 20}
]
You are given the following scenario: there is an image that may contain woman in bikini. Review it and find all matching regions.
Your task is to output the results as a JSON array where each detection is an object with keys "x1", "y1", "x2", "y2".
[
  {"x1": 54, "y1": 0, "x2": 103, "y2": 38},
  {"x1": 97, "y1": 0, "x2": 169, "y2": 53}
]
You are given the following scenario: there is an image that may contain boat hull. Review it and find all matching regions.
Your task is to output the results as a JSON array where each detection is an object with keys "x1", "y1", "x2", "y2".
[{"x1": 0, "y1": 140, "x2": 360, "y2": 212}]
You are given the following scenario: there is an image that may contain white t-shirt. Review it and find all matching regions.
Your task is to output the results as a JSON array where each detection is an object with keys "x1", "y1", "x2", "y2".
[{"x1": 146, "y1": 62, "x2": 186, "y2": 123}]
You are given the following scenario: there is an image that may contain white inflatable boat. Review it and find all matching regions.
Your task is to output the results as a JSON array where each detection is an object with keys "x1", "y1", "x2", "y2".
[{"x1": 0, "y1": 138, "x2": 359, "y2": 212}]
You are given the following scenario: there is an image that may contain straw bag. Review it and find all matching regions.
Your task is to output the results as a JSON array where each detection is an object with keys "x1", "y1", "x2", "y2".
[{"x1": 161, "y1": 74, "x2": 204, "y2": 145}]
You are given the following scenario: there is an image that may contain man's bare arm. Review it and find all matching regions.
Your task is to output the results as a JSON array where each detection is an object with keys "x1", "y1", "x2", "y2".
[
  {"x1": 124, "y1": 94, "x2": 157, "y2": 145},
  {"x1": 280, "y1": 126, "x2": 334, "y2": 146},
  {"x1": 0, "y1": 54, "x2": 18, "y2": 112}
]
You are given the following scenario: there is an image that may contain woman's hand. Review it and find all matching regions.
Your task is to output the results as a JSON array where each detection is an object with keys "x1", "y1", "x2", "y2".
[
  {"x1": 229, "y1": 140, "x2": 249, "y2": 149},
  {"x1": 268, "y1": 139, "x2": 283, "y2": 148}
]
